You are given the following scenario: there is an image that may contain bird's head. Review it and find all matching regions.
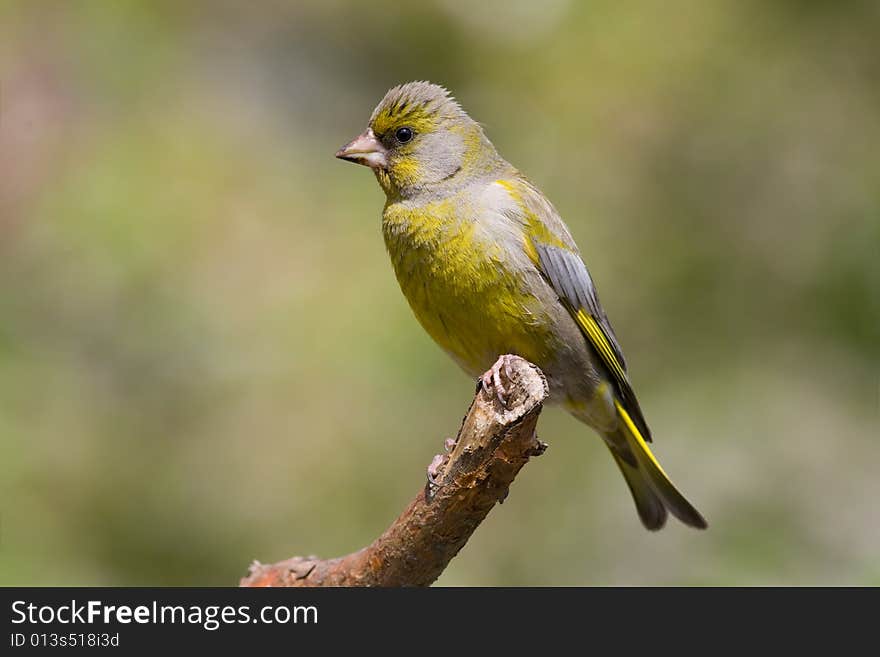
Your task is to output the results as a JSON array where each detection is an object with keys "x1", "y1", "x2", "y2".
[{"x1": 336, "y1": 81, "x2": 502, "y2": 198}]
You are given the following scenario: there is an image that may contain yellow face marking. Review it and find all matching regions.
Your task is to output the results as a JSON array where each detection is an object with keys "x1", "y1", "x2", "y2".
[{"x1": 371, "y1": 104, "x2": 438, "y2": 140}]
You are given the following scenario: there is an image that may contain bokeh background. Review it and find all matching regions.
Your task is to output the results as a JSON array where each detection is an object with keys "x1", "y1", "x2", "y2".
[{"x1": 1, "y1": 1, "x2": 878, "y2": 586}]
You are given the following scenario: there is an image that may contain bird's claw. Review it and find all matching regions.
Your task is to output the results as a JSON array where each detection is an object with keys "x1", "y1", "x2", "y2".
[
  {"x1": 480, "y1": 354, "x2": 517, "y2": 408},
  {"x1": 427, "y1": 453, "x2": 447, "y2": 488},
  {"x1": 427, "y1": 438, "x2": 456, "y2": 493}
]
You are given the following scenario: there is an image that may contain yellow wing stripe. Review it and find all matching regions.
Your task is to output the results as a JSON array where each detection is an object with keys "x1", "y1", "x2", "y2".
[
  {"x1": 576, "y1": 310, "x2": 626, "y2": 381},
  {"x1": 615, "y1": 400, "x2": 670, "y2": 480}
]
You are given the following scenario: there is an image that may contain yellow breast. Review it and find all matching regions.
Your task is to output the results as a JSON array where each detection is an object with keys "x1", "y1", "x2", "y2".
[{"x1": 382, "y1": 192, "x2": 557, "y2": 376}]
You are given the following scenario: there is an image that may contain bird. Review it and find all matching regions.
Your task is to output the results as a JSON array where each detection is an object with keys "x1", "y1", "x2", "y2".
[{"x1": 335, "y1": 81, "x2": 706, "y2": 530}]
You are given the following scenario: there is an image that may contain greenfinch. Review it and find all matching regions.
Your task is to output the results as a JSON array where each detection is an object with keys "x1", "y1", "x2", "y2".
[{"x1": 336, "y1": 81, "x2": 706, "y2": 530}]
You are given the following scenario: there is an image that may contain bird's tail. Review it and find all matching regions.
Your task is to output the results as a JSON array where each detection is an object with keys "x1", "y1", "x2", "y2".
[
  {"x1": 608, "y1": 446, "x2": 667, "y2": 530},
  {"x1": 609, "y1": 400, "x2": 707, "y2": 530}
]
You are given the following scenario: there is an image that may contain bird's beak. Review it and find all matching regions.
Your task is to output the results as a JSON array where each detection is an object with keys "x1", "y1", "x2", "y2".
[{"x1": 335, "y1": 128, "x2": 388, "y2": 169}]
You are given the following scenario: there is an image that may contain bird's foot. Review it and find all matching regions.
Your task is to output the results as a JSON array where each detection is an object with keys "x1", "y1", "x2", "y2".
[
  {"x1": 426, "y1": 438, "x2": 457, "y2": 489},
  {"x1": 426, "y1": 454, "x2": 446, "y2": 487},
  {"x1": 479, "y1": 354, "x2": 517, "y2": 407}
]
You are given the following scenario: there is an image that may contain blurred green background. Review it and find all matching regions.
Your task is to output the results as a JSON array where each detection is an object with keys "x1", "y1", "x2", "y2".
[{"x1": 1, "y1": 1, "x2": 878, "y2": 586}]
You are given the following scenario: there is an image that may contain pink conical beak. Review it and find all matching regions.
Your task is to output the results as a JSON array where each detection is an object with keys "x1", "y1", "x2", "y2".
[{"x1": 335, "y1": 128, "x2": 388, "y2": 169}]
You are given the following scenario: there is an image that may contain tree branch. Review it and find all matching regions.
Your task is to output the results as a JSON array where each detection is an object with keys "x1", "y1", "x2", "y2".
[{"x1": 240, "y1": 356, "x2": 549, "y2": 587}]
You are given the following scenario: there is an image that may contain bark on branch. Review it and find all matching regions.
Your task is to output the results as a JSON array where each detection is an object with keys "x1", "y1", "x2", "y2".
[{"x1": 240, "y1": 356, "x2": 549, "y2": 587}]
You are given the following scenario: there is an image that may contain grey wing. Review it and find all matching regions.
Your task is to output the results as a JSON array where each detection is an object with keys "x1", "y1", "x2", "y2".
[
  {"x1": 499, "y1": 175, "x2": 652, "y2": 440},
  {"x1": 535, "y1": 244, "x2": 627, "y2": 369},
  {"x1": 533, "y1": 241, "x2": 653, "y2": 442}
]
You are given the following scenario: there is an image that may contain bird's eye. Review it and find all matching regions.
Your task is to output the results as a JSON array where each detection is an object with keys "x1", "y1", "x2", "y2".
[{"x1": 395, "y1": 127, "x2": 414, "y2": 143}]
